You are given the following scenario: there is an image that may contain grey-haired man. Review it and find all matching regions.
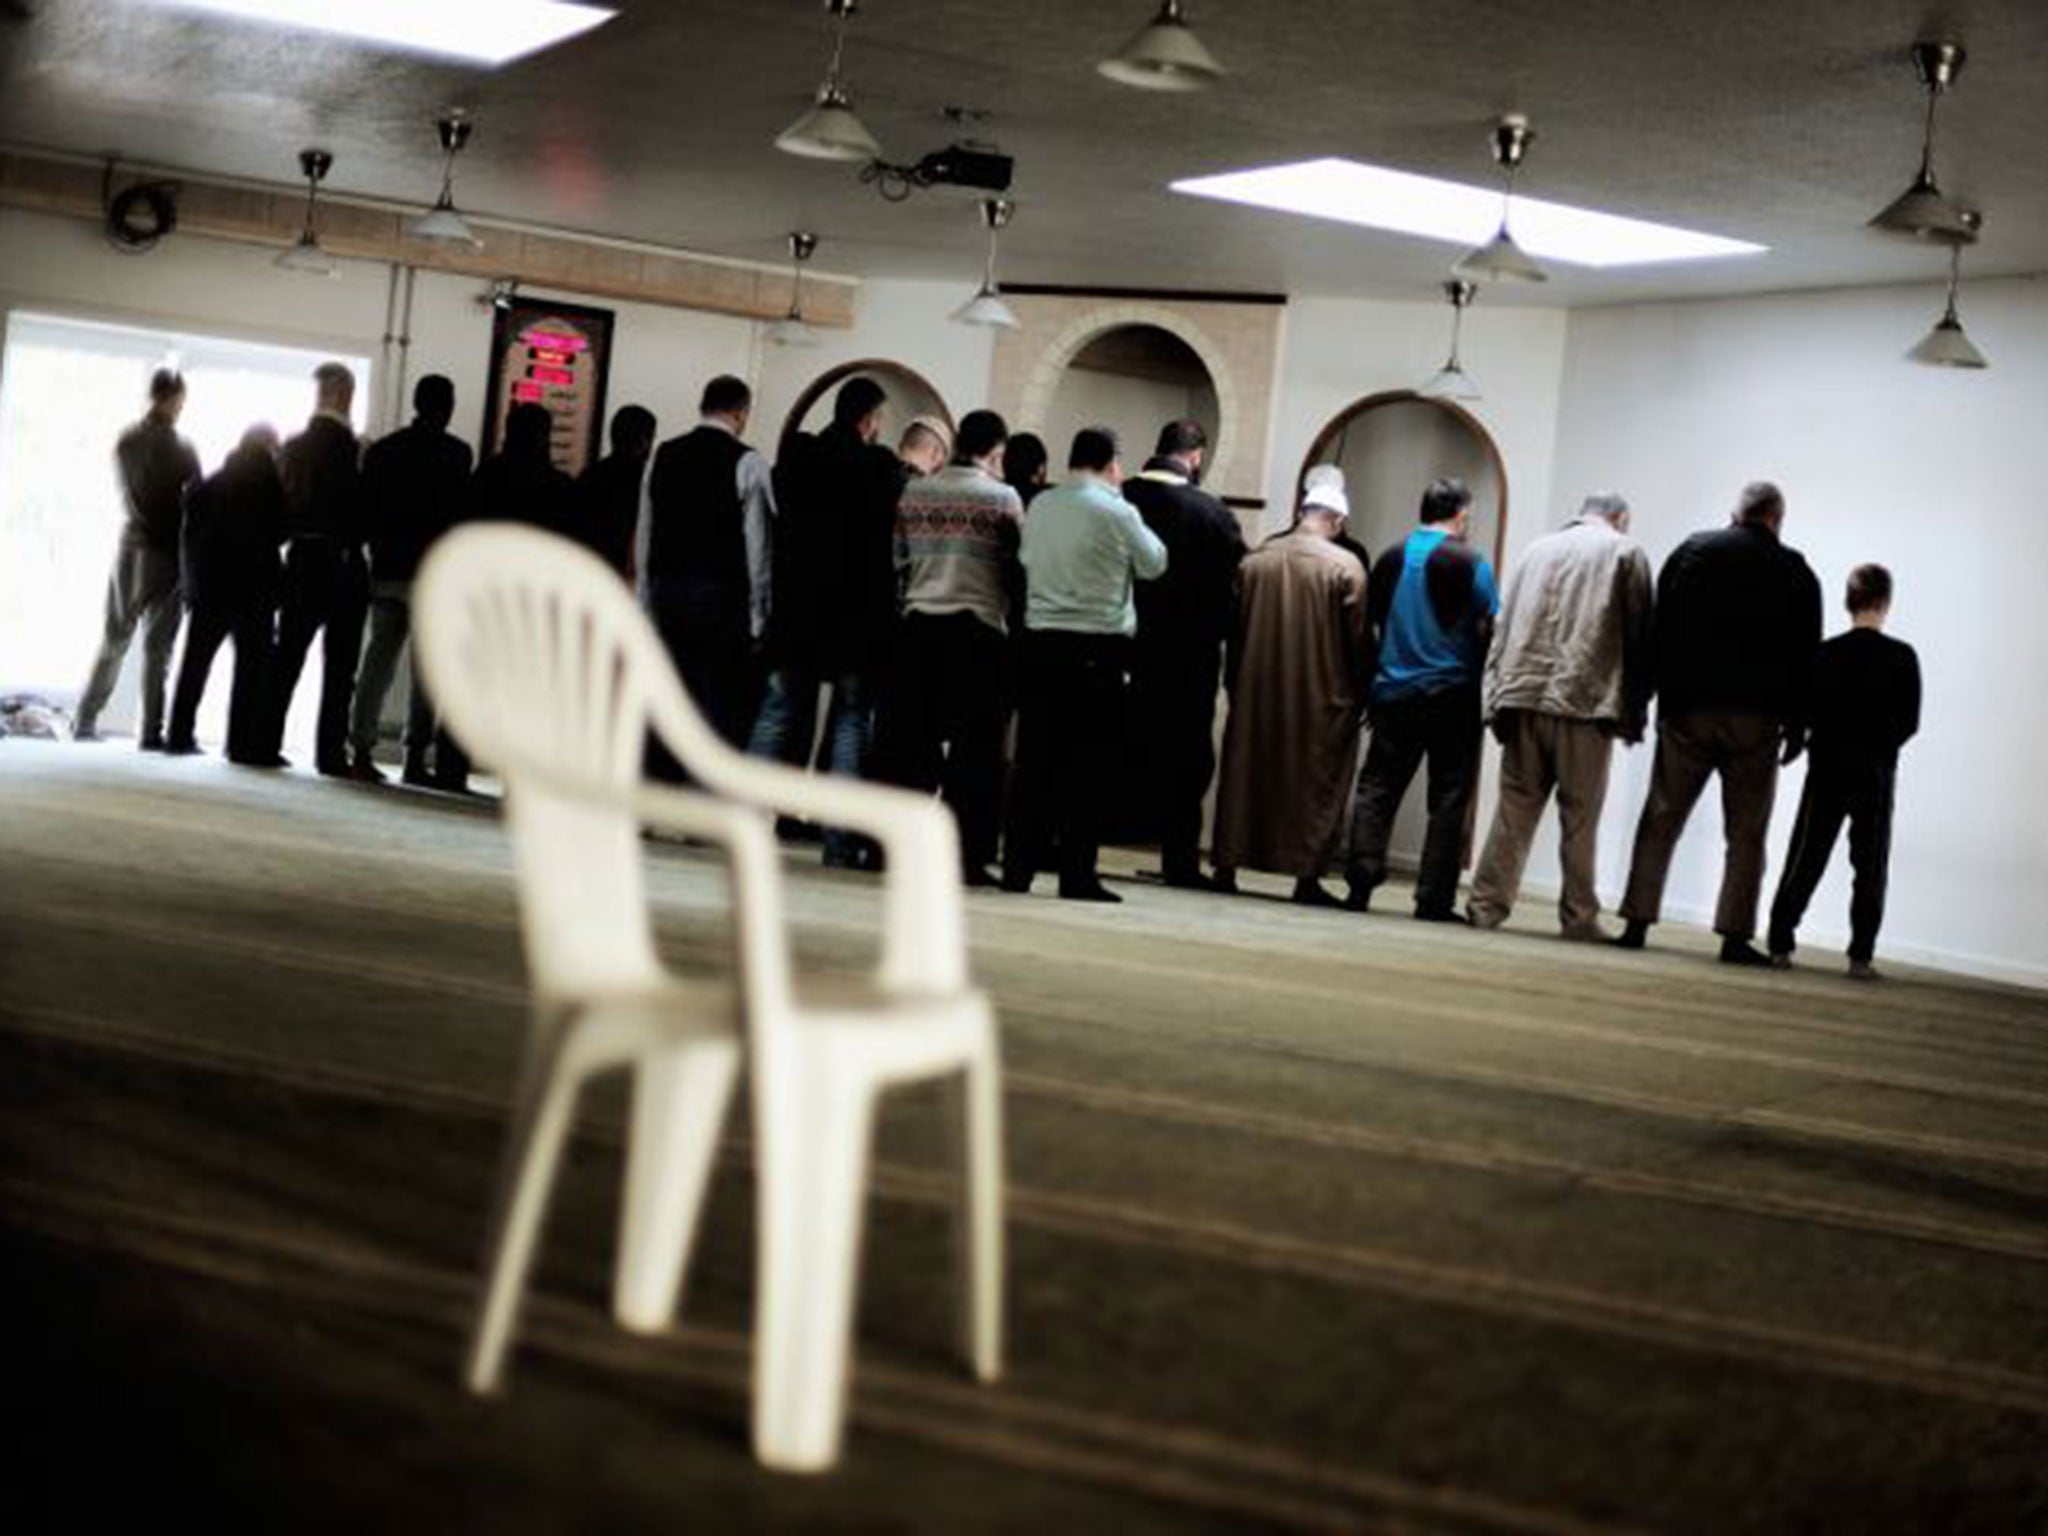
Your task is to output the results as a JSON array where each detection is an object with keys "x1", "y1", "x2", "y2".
[{"x1": 1468, "y1": 493, "x2": 1654, "y2": 938}]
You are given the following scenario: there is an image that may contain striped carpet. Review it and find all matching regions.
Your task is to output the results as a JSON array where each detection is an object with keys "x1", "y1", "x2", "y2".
[{"x1": 2, "y1": 741, "x2": 2044, "y2": 1534}]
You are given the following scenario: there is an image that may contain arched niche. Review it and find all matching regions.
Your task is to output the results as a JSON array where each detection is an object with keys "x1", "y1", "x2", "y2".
[
  {"x1": 1039, "y1": 323, "x2": 1221, "y2": 476},
  {"x1": 779, "y1": 359, "x2": 954, "y2": 459},
  {"x1": 1015, "y1": 303, "x2": 1243, "y2": 494},
  {"x1": 1297, "y1": 391, "x2": 1508, "y2": 571}
]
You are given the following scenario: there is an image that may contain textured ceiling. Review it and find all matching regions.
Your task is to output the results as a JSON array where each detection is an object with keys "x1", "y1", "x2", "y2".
[{"x1": 2, "y1": 0, "x2": 2046, "y2": 306}]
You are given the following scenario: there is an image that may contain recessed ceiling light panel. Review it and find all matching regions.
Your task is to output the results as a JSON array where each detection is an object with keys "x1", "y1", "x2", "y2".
[
  {"x1": 145, "y1": 0, "x2": 616, "y2": 67},
  {"x1": 1173, "y1": 158, "x2": 1766, "y2": 268}
]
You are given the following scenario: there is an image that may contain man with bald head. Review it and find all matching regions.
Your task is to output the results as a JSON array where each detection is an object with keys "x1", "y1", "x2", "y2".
[{"x1": 1615, "y1": 481, "x2": 1822, "y2": 964}]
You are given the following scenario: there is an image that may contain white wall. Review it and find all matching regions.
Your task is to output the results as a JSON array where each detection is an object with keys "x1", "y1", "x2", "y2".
[
  {"x1": 1546, "y1": 273, "x2": 2048, "y2": 986},
  {"x1": 1263, "y1": 295, "x2": 1570, "y2": 551}
]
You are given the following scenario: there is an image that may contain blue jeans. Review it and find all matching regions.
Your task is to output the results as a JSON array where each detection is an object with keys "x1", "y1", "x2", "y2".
[{"x1": 748, "y1": 668, "x2": 874, "y2": 861}]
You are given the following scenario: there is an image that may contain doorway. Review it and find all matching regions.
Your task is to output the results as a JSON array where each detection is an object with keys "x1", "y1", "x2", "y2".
[{"x1": 0, "y1": 310, "x2": 372, "y2": 745}]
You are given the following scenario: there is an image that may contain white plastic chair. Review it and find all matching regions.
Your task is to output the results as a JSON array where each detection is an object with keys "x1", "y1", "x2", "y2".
[{"x1": 413, "y1": 523, "x2": 1004, "y2": 1473}]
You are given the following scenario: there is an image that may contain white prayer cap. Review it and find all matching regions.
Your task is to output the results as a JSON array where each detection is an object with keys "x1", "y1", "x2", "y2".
[{"x1": 1302, "y1": 463, "x2": 1350, "y2": 519}]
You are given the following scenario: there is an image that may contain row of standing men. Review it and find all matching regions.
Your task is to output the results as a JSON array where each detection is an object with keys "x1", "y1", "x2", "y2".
[{"x1": 77, "y1": 363, "x2": 1920, "y2": 968}]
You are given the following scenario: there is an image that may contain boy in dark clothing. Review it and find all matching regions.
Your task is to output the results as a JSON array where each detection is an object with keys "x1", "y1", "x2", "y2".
[{"x1": 1768, "y1": 564, "x2": 1921, "y2": 979}]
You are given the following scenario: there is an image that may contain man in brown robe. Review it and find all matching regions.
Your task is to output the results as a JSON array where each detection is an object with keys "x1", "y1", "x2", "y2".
[{"x1": 1212, "y1": 466, "x2": 1371, "y2": 904}]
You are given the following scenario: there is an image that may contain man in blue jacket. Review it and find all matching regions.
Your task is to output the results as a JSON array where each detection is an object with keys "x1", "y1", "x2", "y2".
[{"x1": 1344, "y1": 477, "x2": 1499, "y2": 920}]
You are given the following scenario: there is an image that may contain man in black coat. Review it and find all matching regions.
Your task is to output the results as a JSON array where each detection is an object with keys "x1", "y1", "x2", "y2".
[
  {"x1": 272, "y1": 362, "x2": 369, "y2": 777},
  {"x1": 349, "y1": 374, "x2": 474, "y2": 785},
  {"x1": 76, "y1": 367, "x2": 201, "y2": 747},
  {"x1": 1768, "y1": 564, "x2": 1922, "y2": 979},
  {"x1": 643, "y1": 375, "x2": 775, "y2": 754},
  {"x1": 1120, "y1": 419, "x2": 1246, "y2": 888},
  {"x1": 1617, "y1": 481, "x2": 1823, "y2": 963},
  {"x1": 576, "y1": 404, "x2": 657, "y2": 580},
  {"x1": 164, "y1": 425, "x2": 286, "y2": 764},
  {"x1": 750, "y1": 376, "x2": 903, "y2": 866},
  {"x1": 422, "y1": 402, "x2": 579, "y2": 793}
]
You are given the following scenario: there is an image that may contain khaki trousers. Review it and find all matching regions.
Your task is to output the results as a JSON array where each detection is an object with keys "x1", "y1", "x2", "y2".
[
  {"x1": 1619, "y1": 710, "x2": 1780, "y2": 940},
  {"x1": 1468, "y1": 711, "x2": 1614, "y2": 934}
]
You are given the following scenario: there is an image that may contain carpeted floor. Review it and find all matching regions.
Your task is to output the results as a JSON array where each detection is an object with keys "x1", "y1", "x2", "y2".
[{"x1": 2, "y1": 740, "x2": 2045, "y2": 1534}]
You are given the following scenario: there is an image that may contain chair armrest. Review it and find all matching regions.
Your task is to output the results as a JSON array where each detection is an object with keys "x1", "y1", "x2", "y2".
[
  {"x1": 504, "y1": 767, "x2": 798, "y2": 1016},
  {"x1": 641, "y1": 694, "x2": 972, "y2": 995}
]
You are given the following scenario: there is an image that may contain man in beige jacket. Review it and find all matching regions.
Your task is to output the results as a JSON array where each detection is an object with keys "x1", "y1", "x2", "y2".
[{"x1": 1467, "y1": 493, "x2": 1653, "y2": 937}]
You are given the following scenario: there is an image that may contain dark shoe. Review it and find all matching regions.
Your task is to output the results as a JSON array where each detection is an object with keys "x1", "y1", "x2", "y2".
[
  {"x1": 138, "y1": 734, "x2": 166, "y2": 753},
  {"x1": 1559, "y1": 921, "x2": 1611, "y2": 943},
  {"x1": 72, "y1": 725, "x2": 102, "y2": 743},
  {"x1": 1292, "y1": 878, "x2": 1342, "y2": 909},
  {"x1": 1342, "y1": 886, "x2": 1373, "y2": 913},
  {"x1": 999, "y1": 867, "x2": 1034, "y2": 894},
  {"x1": 1416, "y1": 907, "x2": 1470, "y2": 925},
  {"x1": 317, "y1": 758, "x2": 351, "y2": 778},
  {"x1": 1211, "y1": 869, "x2": 1240, "y2": 896},
  {"x1": 401, "y1": 756, "x2": 433, "y2": 787},
  {"x1": 1769, "y1": 951, "x2": 1794, "y2": 971},
  {"x1": 1613, "y1": 920, "x2": 1649, "y2": 951},
  {"x1": 1847, "y1": 958, "x2": 1882, "y2": 982},
  {"x1": 347, "y1": 756, "x2": 388, "y2": 784},
  {"x1": 162, "y1": 737, "x2": 202, "y2": 757},
  {"x1": 961, "y1": 864, "x2": 1002, "y2": 889},
  {"x1": 230, "y1": 752, "x2": 291, "y2": 770},
  {"x1": 1059, "y1": 880, "x2": 1123, "y2": 904},
  {"x1": 1719, "y1": 938, "x2": 1773, "y2": 968}
]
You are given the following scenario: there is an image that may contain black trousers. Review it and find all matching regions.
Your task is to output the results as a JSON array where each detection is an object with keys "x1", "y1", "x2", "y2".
[
  {"x1": 1345, "y1": 686, "x2": 1483, "y2": 914},
  {"x1": 875, "y1": 612, "x2": 1010, "y2": 870},
  {"x1": 1768, "y1": 759, "x2": 1896, "y2": 963},
  {"x1": 1128, "y1": 638, "x2": 1224, "y2": 880},
  {"x1": 166, "y1": 583, "x2": 276, "y2": 761},
  {"x1": 272, "y1": 541, "x2": 369, "y2": 770},
  {"x1": 648, "y1": 577, "x2": 759, "y2": 775},
  {"x1": 1004, "y1": 630, "x2": 1131, "y2": 891}
]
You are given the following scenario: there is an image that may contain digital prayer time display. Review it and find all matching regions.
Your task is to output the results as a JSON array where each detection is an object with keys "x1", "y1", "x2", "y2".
[{"x1": 482, "y1": 296, "x2": 616, "y2": 476}]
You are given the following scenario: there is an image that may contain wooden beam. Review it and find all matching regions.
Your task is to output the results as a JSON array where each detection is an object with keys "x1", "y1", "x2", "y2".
[{"x1": 0, "y1": 150, "x2": 858, "y2": 327}]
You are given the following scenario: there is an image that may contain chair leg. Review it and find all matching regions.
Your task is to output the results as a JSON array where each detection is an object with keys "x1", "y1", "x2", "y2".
[
  {"x1": 465, "y1": 1035, "x2": 587, "y2": 1396},
  {"x1": 614, "y1": 1040, "x2": 741, "y2": 1333},
  {"x1": 751, "y1": 1079, "x2": 875, "y2": 1473},
  {"x1": 955, "y1": 1044, "x2": 1005, "y2": 1383}
]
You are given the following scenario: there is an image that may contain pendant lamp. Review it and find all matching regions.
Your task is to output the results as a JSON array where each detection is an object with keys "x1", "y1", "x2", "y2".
[
  {"x1": 408, "y1": 113, "x2": 483, "y2": 247},
  {"x1": 1908, "y1": 214, "x2": 1989, "y2": 369},
  {"x1": 1098, "y1": 1, "x2": 1224, "y2": 92},
  {"x1": 767, "y1": 232, "x2": 823, "y2": 346},
  {"x1": 1420, "y1": 280, "x2": 1482, "y2": 400},
  {"x1": 777, "y1": 0, "x2": 882, "y2": 162},
  {"x1": 1870, "y1": 42, "x2": 1977, "y2": 243},
  {"x1": 275, "y1": 148, "x2": 337, "y2": 276},
  {"x1": 1454, "y1": 115, "x2": 1547, "y2": 284},
  {"x1": 952, "y1": 197, "x2": 1018, "y2": 329}
]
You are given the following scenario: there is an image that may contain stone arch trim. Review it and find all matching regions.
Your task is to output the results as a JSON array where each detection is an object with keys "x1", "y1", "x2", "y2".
[{"x1": 1014, "y1": 303, "x2": 1243, "y2": 491}]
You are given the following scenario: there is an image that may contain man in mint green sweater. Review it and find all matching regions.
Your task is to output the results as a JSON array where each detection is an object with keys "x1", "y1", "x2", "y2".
[{"x1": 1002, "y1": 426, "x2": 1168, "y2": 902}]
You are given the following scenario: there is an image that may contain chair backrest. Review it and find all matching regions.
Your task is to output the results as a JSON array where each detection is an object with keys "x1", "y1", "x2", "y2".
[{"x1": 414, "y1": 524, "x2": 732, "y2": 1000}]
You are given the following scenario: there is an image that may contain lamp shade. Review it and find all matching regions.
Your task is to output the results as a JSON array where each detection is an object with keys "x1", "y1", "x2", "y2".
[
  {"x1": 1870, "y1": 173, "x2": 1979, "y2": 242},
  {"x1": 1907, "y1": 312, "x2": 1988, "y2": 368},
  {"x1": 408, "y1": 194, "x2": 482, "y2": 247},
  {"x1": 1453, "y1": 224, "x2": 1547, "y2": 284},
  {"x1": 776, "y1": 85, "x2": 881, "y2": 161},
  {"x1": 1098, "y1": 2, "x2": 1223, "y2": 91},
  {"x1": 951, "y1": 283, "x2": 1018, "y2": 329},
  {"x1": 766, "y1": 314, "x2": 821, "y2": 347},
  {"x1": 274, "y1": 229, "x2": 337, "y2": 277},
  {"x1": 1420, "y1": 364, "x2": 1482, "y2": 402}
]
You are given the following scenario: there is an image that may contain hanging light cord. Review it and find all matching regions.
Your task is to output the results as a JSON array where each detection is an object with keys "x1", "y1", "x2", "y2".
[
  {"x1": 1447, "y1": 299, "x2": 1467, "y2": 368},
  {"x1": 1917, "y1": 85, "x2": 1942, "y2": 181},
  {"x1": 298, "y1": 172, "x2": 320, "y2": 237},
  {"x1": 822, "y1": 2, "x2": 851, "y2": 91},
  {"x1": 1941, "y1": 241, "x2": 1962, "y2": 320}
]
